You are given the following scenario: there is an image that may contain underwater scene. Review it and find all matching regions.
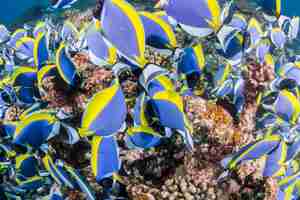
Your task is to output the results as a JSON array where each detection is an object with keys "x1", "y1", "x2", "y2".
[{"x1": 2, "y1": 0, "x2": 300, "y2": 199}]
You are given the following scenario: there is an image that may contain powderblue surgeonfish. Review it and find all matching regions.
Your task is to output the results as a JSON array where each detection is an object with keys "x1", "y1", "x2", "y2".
[
  {"x1": 278, "y1": 168, "x2": 300, "y2": 200},
  {"x1": 63, "y1": 163, "x2": 96, "y2": 200},
  {"x1": 153, "y1": 11, "x2": 178, "y2": 28},
  {"x1": 15, "y1": 153, "x2": 44, "y2": 190},
  {"x1": 80, "y1": 82, "x2": 127, "y2": 137},
  {"x1": 156, "y1": 0, "x2": 222, "y2": 37},
  {"x1": 10, "y1": 66, "x2": 38, "y2": 104},
  {"x1": 217, "y1": 26, "x2": 245, "y2": 65},
  {"x1": 85, "y1": 26, "x2": 118, "y2": 66},
  {"x1": 44, "y1": 158, "x2": 95, "y2": 200},
  {"x1": 15, "y1": 86, "x2": 39, "y2": 105},
  {"x1": 146, "y1": 73, "x2": 175, "y2": 97},
  {"x1": 228, "y1": 13, "x2": 248, "y2": 31},
  {"x1": 278, "y1": 15, "x2": 292, "y2": 36},
  {"x1": 285, "y1": 136, "x2": 300, "y2": 164},
  {"x1": 262, "y1": 138, "x2": 287, "y2": 177},
  {"x1": 42, "y1": 154, "x2": 76, "y2": 189},
  {"x1": 177, "y1": 43, "x2": 205, "y2": 76},
  {"x1": 149, "y1": 90, "x2": 193, "y2": 150},
  {"x1": 125, "y1": 126, "x2": 162, "y2": 149},
  {"x1": 91, "y1": 135, "x2": 121, "y2": 182},
  {"x1": 0, "y1": 122, "x2": 17, "y2": 139},
  {"x1": 276, "y1": 62, "x2": 300, "y2": 86},
  {"x1": 0, "y1": 85, "x2": 17, "y2": 106},
  {"x1": 270, "y1": 27, "x2": 286, "y2": 49},
  {"x1": 211, "y1": 63, "x2": 245, "y2": 114},
  {"x1": 56, "y1": 43, "x2": 80, "y2": 87},
  {"x1": 15, "y1": 174, "x2": 44, "y2": 191},
  {"x1": 0, "y1": 144, "x2": 15, "y2": 159},
  {"x1": 221, "y1": 134, "x2": 282, "y2": 171},
  {"x1": 34, "y1": 33, "x2": 49, "y2": 70},
  {"x1": 261, "y1": 90, "x2": 300, "y2": 125},
  {"x1": 101, "y1": 0, "x2": 146, "y2": 67},
  {"x1": 232, "y1": 76, "x2": 246, "y2": 115},
  {"x1": 7, "y1": 29, "x2": 27, "y2": 48},
  {"x1": 15, "y1": 153, "x2": 38, "y2": 180},
  {"x1": 256, "y1": 39, "x2": 274, "y2": 66},
  {"x1": 247, "y1": 17, "x2": 264, "y2": 52},
  {"x1": 15, "y1": 37, "x2": 34, "y2": 64},
  {"x1": 139, "y1": 11, "x2": 177, "y2": 50},
  {"x1": 13, "y1": 111, "x2": 60, "y2": 149},
  {"x1": 212, "y1": 63, "x2": 233, "y2": 97},
  {"x1": 10, "y1": 66, "x2": 37, "y2": 88},
  {"x1": 139, "y1": 64, "x2": 169, "y2": 92}
]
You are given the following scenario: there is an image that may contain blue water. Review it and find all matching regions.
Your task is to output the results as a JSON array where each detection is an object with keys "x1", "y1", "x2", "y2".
[
  {"x1": 245, "y1": 0, "x2": 300, "y2": 17},
  {"x1": 0, "y1": 0, "x2": 49, "y2": 28},
  {"x1": 0, "y1": 0, "x2": 96, "y2": 29},
  {"x1": 281, "y1": 1, "x2": 300, "y2": 17}
]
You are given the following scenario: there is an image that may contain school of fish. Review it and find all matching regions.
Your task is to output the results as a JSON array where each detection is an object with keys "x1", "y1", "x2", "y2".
[{"x1": 0, "y1": 0, "x2": 300, "y2": 199}]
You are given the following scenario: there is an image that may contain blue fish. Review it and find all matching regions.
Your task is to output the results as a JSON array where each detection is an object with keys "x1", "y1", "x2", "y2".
[
  {"x1": 101, "y1": 0, "x2": 146, "y2": 67},
  {"x1": 15, "y1": 37, "x2": 35, "y2": 65},
  {"x1": 13, "y1": 112, "x2": 60, "y2": 149},
  {"x1": 221, "y1": 134, "x2": 281, "y2": 170},
  {"x1": 34, "y1": 33, "x2": 49, "y2": 70},
  {"x1": 126, "y1": 126, "x2": 162, "y2": 149},
  {"x1": 7, "y1": 29, "x2": 27, "y2": 48},
  {"x1": 91, "y1": 135, "x2": 121, "y2": 182},
  {"x1": 270, "y1": 27, "x2": 286, "y2": 49},
  {"x1": 156, "y1": 0, "x2": 222, "y2": 37},
  {"x1": 61, "y1": 161, "x2": 96, "y2": 200},
  {"x1": 56, "y1": 43, "x2": 80, "y2": 87},
  {"x1": 228, "y1": 13, "x2": 248, "y2": 31},
  {"x1": 139, "y1": 11, "x2": 177, "y2": 50},
  {"x1": 80, "y1": 82, "x2": 127, "y2": 137},
  {"x1": 256, "y1": 39, "x2": 274, "y2": 66},
  {"x1": 15, "y1": 154, "x2": 39, "y2": 179},
  {"x1": 10, "y1": 67, "x2": 37, "y2": 88},
  {"x1": 263, "y1": 140, "x2": 287, "y2": 177},
  {"x1": 247, "y1": 17, "x2": 264, "y2": 52},
  {"x1": 149, "y1": 90, "x2": 193, "y2": 150},
  {"x1": 217, "y1": 26, "x2": 244, "y2": 66},
  {"x1": 42, "y1": 154, "x2": 76, "y2": 188},
  {"x1": 146, "y1": 74, "x2": 175, "y2": 97},
  {"x1": 177, "y1": 44, "x2": 205, "y2": 76},
  {"x1": 85, "y1": 27, "x2": 118, "y2": 66}
]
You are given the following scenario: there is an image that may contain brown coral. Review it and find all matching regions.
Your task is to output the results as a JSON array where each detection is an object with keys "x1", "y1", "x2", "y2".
[
  {"x1": 145, "y1": 47, "x2": 171, "y2": 68},
  {"x1": 4, "y1": 105, "x2": 23, "y2": 121},
  {"x1": 72, "y1": 53, "x2": 91, "y2": 71},
  {"x1": 245, "y1": 58, "x2": 275, "y2": 104},
  {"x1": 82, "y1": 67, "x2": 114, "y2": 97},
  {"x1": 184, "y1": 95, "x2": 236, "y2": 145}
]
